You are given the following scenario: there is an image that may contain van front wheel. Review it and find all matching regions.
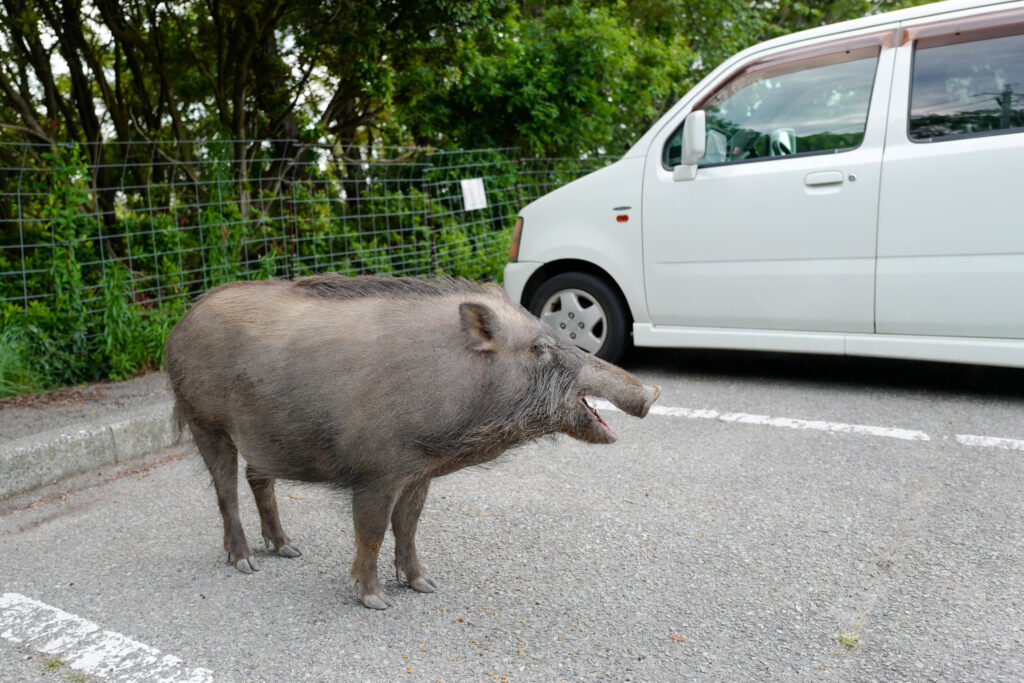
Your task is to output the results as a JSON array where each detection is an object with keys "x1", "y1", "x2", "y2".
[{"x1": 528, "y1": 272, "x2": 629, "y2": 363}]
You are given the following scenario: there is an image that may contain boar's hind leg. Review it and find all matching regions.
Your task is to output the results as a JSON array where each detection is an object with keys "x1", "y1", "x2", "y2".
[
  {"x1": 392, "y1": 479, "x2": 437, "y2": 594},
  {"x1": 350, "y1": 485, "x2": 396, "y2": 610},
  {"x1": 192, "y1": 424, "x2": 258, "y2": 574},
  {"x1": 245, "y1": 467, "x2": 302, "y2": 559}
]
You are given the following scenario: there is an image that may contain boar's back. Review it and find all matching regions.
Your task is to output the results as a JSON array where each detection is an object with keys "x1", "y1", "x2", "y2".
[{"x1": 294, "y1": 274, "x2": 489, "y2": 300}]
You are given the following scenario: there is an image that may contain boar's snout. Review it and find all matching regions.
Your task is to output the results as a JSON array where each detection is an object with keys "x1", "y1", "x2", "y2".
[
  {"x1": 603, "y1": 381, "x2": 660, "y2": 419},
  {"x1": 569, "y1": 355, "x2": 660, "y2": 443},
  {"x1": 632, "y1": 383, "x2": 661, "y2": 418}
]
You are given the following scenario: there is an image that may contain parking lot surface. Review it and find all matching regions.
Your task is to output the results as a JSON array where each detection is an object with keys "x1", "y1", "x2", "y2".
[{"x1": 2, "y1": 350, "x2": 1022, "y2": 681}]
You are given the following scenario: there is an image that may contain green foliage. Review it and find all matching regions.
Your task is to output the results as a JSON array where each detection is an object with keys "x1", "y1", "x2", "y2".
[
  {"x1": 33, "y1": 145, "x2": 96, "y2": 386},
  {"x1": 0, "y1": 0, "x2": 511, "y2": 148},
  {"x1": 404, "y1": 3, "x2": 692, "y2": 156},
  {"x1": 99, "y1": 262, "x2": 170, "y2": 380},
  {"x1": 0, "y1": 321, "x2": 47, "y2": 398}
]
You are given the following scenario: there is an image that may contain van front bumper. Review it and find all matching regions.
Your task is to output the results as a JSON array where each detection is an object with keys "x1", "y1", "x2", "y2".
[{"x1": 502, "y1": 261, "x2": 543, "y2": 307}]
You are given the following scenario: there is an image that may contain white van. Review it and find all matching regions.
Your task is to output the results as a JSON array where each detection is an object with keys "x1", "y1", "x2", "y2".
[{"x1": 504, "y1": 0, "x2": 1024, "y2": 366}]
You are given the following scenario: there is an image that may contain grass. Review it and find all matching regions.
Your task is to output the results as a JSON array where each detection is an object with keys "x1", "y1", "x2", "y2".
[
  {"x1": 836, "y1": 613, "x2": 866, "y2": 649},
  {"x1": 0, "y1": 325, "x2": 47, "y2": 398},
  {"x1": 836, "y1": 628, "x2": 862, "y2": 649},
  {"x1": 41, "y1": 656, "x2": 92, "y2": 680},
  {"x1": 43, "y1": 656, "x2": 65, "y2": 671}
]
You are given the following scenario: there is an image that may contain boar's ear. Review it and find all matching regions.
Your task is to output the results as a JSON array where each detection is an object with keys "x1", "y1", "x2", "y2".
[{"x1": 460, "y1": 302, "x2": 500, "y2": 352}]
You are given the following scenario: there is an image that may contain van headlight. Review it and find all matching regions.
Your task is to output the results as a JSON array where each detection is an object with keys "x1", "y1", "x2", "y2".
[{"x1": 508, "y1": 216, "x2": 524, "y2": 262}]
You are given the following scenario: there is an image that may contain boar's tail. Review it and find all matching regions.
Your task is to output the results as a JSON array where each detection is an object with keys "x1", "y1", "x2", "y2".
[{"x1": 171, "y1": 400, "x2": 189, "y2": 444}]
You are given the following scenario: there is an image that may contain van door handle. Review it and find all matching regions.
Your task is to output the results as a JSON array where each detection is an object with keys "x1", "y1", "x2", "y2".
[{"x1": 804, "y1": 171, "x2": 844, "y2": 187}]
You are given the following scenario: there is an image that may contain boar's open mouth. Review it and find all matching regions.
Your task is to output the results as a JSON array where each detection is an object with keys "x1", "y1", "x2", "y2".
[{"x1": 578, "y1": 395, "x2": 617, "y2": 443}]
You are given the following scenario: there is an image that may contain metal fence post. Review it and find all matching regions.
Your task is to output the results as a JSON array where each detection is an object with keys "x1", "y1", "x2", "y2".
[{"x1": 423, "y1": 153, "x2": 440, "y2": 275}]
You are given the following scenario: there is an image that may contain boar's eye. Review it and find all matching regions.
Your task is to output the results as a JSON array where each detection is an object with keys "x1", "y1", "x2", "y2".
[{"x1": 531, "y1": 342, "x2": 551, "y2": 359}]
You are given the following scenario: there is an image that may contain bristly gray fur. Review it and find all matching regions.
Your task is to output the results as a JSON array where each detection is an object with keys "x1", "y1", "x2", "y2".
[{"x1": 293, "y1": 273, "x2": 489, "y2": 300}]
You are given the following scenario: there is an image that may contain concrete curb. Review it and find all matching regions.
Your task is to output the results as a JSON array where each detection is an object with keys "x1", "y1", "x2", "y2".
[{"x1": 0, "y1": 400, "x2": 184, "y2": 500}]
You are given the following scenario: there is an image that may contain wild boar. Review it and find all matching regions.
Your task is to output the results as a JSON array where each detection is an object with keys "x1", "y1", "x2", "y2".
[{"x1": 164, "y1": 274, "x2": 660, "y2": 609}]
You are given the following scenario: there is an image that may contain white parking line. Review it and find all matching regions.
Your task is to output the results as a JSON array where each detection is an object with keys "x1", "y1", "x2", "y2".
[
  {"x1": 956, "y1": 434, "x2": 1024, "y2": 452},
  {"x1": 593, "y1": 399, "x2": 931, "y2": 442},
  {"x1": 0, "y1": 593, "x2": 213, "y2": 682},
  {"x1": 599, "y1": 399, "x2": 1024, "y2": 452}
]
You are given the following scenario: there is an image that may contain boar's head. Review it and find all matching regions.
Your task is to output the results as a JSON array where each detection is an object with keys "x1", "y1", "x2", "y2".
[{"x1": 457, "y1": 297, "x2": 660, "y2": 446}]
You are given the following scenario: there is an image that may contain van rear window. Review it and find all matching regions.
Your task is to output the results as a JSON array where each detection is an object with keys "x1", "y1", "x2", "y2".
[{"x1": 910, "y1": 29, "x2": 1024, "y2": 142}]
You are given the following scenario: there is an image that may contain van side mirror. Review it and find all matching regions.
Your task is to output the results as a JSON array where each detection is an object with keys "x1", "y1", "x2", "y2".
[{"x1": 673, "y1": 110, "x2": 706, "y2": 182}]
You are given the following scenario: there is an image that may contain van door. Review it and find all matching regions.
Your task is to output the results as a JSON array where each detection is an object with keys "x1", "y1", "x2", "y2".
[
  {"x1": 643, "y1": 35, "x2": 894, "y2": 333},
  {"x1": 877, "y1": 13, "x2": 1024, "y2": 338}
]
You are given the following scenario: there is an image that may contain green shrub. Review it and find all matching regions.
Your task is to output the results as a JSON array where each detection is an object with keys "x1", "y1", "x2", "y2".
[{"x1": 0, "y1": 323, "x2": 47, "y2": 398}]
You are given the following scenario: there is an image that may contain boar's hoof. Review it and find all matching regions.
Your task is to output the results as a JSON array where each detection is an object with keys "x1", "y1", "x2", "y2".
[
  {"x1": 277, "y1": 544, "x2": 302, "y2": 558},
  {"x1": 410, "y1": 576, "x2": 437, "y2": 593},
  {"x1": 234, "y1": 557, "x2": 260, "y2": 574},
  {"x1": 360, "y1": 592, "x2": 394, "y2": 610},
  {"x1": 262, "y1": 536, "x2": 302, "y2": 558}
]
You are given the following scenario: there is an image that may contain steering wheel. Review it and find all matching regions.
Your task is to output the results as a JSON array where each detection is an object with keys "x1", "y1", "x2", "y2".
[{"x1": 728, "y1": 129, "x2": 763, "y2": 160}]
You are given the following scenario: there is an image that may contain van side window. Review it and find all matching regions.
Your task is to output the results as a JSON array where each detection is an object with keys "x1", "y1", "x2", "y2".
[
  {"x1": 909, "y1": 29, "x2": 1024, "y2": 142},
  {"x1": 663, "y1": 46, "x2": 879, "y2": 168}
]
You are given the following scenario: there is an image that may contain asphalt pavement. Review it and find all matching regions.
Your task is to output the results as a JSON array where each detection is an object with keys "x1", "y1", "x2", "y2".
[{"x1": 1, "y1": 351, "x2": 1022, "y2": 681}]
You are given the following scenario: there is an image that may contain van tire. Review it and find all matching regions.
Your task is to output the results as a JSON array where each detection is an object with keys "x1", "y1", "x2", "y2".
[{"x1": 528, "y1": 272, "x2": 630, "y2": 364}]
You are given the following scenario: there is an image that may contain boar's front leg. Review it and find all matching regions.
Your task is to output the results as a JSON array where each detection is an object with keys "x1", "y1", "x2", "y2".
[
  {"x1": 350, "y1": 484, "x2": 396, "y2": 610},
  {"x1": 392, "y1": 478, "x2": 437, "y2": 594}
]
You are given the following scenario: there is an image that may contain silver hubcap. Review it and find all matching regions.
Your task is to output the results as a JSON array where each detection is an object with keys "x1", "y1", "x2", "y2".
[{"x1": 539, "y1": 288, "x2": 606, "y2": 354}]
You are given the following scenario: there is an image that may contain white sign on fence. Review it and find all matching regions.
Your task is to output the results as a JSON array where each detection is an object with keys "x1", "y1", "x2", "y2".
[{"x1": 460, "y1": 177, "x2": 488, "y2": 212}]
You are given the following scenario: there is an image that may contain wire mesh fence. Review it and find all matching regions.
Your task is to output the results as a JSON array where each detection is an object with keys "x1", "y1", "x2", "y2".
[
  {"x1": 0, "y1": 140, "x2": 614, "y2": 390},
  {"x1": 0, "y1": 141, "x2": 612, "y2": 317}
]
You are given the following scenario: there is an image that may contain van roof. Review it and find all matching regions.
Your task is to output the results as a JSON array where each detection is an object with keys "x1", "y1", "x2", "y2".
[
  {"x1": 748, "y1": 0, "x2": 1015, "y2": 51},
  {"x1": 624, "y1": 0, "x2": 1023, "y2": 158}
]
